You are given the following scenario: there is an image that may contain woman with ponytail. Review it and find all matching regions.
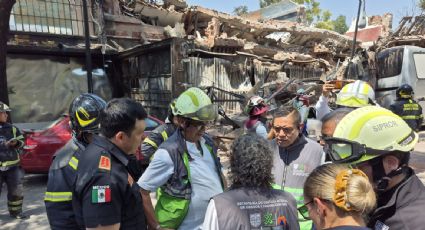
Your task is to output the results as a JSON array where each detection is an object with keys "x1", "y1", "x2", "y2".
[{"x1": 299, "y1": 164, "x2": 376, "y2": 230}]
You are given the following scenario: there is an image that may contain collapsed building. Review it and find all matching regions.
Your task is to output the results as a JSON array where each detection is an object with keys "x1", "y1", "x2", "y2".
[{"x1": 6, "y1": 0, "x2": 357, "y2": 125}]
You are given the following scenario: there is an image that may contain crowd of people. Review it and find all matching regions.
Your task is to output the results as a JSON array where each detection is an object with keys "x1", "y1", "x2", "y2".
[{"x1": 0, "y1": 79, "x2": 424, "y2": 230}]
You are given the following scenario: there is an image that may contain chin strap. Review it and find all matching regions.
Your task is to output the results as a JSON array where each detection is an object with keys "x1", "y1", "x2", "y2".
[{"x1": 371, "y1": 156, "x2": 408, "y2": 192}]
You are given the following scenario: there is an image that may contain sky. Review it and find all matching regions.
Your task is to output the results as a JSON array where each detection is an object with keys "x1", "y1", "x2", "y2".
[{"x1": 185, "y1": 0, "x2": 420, "y2": 29}]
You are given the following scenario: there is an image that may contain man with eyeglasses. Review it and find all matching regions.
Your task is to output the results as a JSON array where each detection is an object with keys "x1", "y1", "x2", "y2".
[
  {"x1": 138, "y1": 87, "x2": 224, "y2": 230},
  {"x1": 270, "y1": 107, "x2": 323, "y2": 230},
  {"x1": 325, "y1": 106, "x2": 425, "y2": 230}
]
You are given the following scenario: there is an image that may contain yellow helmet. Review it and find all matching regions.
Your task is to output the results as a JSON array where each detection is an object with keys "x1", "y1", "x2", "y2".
[
  {"x1": 325, "y1": 106, "x2": 417, "y2": 164},
  {"x1": 173, "y1": 87, "x2": 218, "y2": 121},
  {"x1": 336, "y1": 80, "x2": 375, "y2": 107}
]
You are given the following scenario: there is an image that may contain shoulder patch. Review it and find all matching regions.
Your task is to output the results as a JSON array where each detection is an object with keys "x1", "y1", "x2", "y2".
[
  {"x1": 91, "y1": 185, "x2": 111, "y2": 203},
  {"x1": 98, "y1": 156, "x2": 111, "y2": 171}
]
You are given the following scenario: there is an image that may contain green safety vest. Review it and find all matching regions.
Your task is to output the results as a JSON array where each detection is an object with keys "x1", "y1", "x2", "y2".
[{"x1": 154, "y1": 130, "x2": 223, "y2": 229}]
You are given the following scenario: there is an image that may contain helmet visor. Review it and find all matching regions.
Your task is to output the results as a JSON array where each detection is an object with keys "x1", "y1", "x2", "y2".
[
  {"x1": 184, "y1": 104, "x2": 218, "y2": 121},
  {"x1": 324, "y1": 137, "x2": 390, "y2": 164}
]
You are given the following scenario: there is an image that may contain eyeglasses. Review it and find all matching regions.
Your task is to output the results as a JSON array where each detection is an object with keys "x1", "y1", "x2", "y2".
[
  {"x1": 188, "y1": 120, "x2": 211, "y2": 130},
  {"x1": 298, "y1": 200, "x2": 313, "y2": 220},
  {"x1": 273, "y1": 126, "x2": 295, "y2": 134}
]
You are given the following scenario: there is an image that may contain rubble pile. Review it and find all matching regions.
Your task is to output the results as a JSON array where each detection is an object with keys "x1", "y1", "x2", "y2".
[
  {"x1": 373, "y1": 15, "x2": 425, "y2": 51},
  {"x1": 111, "y1": 0, "x2": 354, "y2": 75}
]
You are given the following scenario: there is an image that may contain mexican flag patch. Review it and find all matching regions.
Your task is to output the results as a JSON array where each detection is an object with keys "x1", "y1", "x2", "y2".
[{"x1": 91, "y1": 185, "x2": 111, "y2": 203}]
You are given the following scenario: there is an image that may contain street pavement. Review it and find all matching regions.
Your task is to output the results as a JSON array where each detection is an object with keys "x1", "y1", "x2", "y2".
[
  {"x1": 1, "y1": 138, "x2": 425, "y2": 229},
  {"x1": 0, "y1": 174, "x2": 49, "y2": 230}
]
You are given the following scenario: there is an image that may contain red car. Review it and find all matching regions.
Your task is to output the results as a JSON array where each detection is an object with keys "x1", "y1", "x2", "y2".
[{"x1": 20, "y1": 115, "x2": 163, "y2": 174}]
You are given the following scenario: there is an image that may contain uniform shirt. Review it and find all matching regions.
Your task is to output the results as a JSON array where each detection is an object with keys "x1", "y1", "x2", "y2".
[
  {"x1": 45, "y1": 138, "x2": 84, "y2": 230},
  {"x1": 73, "y1": 135, "x2": 146, "y2": 229},
  {"x1": 138, "y1": 137, "x2": 223, "y2": 229}
]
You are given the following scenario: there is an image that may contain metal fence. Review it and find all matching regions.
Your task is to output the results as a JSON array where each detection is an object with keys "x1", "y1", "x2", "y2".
[{"x1": 9, "y1": 0, "x2": 94, "y2": 36}]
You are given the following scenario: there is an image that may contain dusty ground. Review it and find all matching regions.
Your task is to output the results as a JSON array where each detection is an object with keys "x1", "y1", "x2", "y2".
[{"x1": 1, "y1": 137, "x2": 425, "y2": 229}]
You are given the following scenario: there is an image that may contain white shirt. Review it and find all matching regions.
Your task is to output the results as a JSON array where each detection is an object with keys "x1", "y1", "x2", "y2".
[
  {"x1": 202, "y1": 199, "x2": 219, "y2": 230},
  {"x1": 315, "y1": 95, "x2": 332, "y2": 120},
  {"x1": 138, "y1": 137, "x2": 223, "y2": 230}
]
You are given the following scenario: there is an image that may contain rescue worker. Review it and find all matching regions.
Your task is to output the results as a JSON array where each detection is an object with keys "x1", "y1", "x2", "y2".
[
  {"x1": 325, "y1": 106, "x2": 425, "y2": 230},
  {"x1": 244, "y1": 95, "x2": 269, "y2": 139},
  {"x1": 73, "y1": 98, "x2": 148, "y2": 229},
  {"x1": 140, "y1": 101, "x2": 178, "y2": 171},
  {"x1": 270, "y1": 107, "x2": 323, "y2": 230},
  {"x1": 315, "y1": 80, "x2": 375, "y2": 120},
  {"x1": 203, "y1": 133, "x2": 299, "y2": 230},
  {"x1": 44, "y1": 93, "x2": 106, "y2": 229},
  {"x1": 390, "y1": 84, "x2": 423, "y2": 131},
  {"x1": 0, "y1": 101, "x2": 27, "y2": 219},
  {"x1": 138, "y1": 87, "x2": 224, "y2": 230}
]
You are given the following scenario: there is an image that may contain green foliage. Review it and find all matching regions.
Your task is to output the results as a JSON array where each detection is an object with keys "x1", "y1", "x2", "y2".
[
  {"x1": 316, "y1": 21, "x2": 334, "y2": 31},
  {"x1": 258, "y1": 0, "x2": 348, "y2": 34},
  {"x1": 292, "y1": 0, "x2": 321, "y2": 25},
  {"x1": 233, "y1": 5, "x2": 249, "y2": 16},
  {"x1": 419, "y1": 0, "x2": 425, "y2": 11},
  {"x1": 333, "y1": 15, "x2": 349, "y2": 34}
]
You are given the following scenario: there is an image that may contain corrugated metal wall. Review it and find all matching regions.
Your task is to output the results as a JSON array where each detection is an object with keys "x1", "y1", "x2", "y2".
[
  {"x1": 284, "y1": 65, "x2": 324, "y2": 80},
  {"x1": 185, "y1": 57, "x2": 269, "y2": 114}
]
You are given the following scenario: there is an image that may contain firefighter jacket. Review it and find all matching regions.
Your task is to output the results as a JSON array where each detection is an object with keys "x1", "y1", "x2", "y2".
[
  {"x1": 368, "y1": 167, "x2": 425, "y2": 230},
  {"x1": 141, "y1": 123, "x2": 176, "y2": 164},
  {"x1": 0, "y1": 122, "x2": 24, "y2": 170},
  {"x1": 390, "y1": 99, "x2": 423, "y2": 131},
  {"x1": 45, "y1": 138, "x2": 85, "y2": 230}
]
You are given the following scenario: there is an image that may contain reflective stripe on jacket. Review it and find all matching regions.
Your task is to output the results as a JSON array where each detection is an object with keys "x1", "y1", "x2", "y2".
[
  {"x1": 141, "y1": 123, "x2": 176, "y2": 164},
  {"x1": 390, "y1": 99, "x2": 423, "y2": 131},
  {"x1": 0, "y1": 123, "x2": 24, "y2": 168},
  {"x1": 45, "y1": 139, "x2": 85, "y2": 230}
]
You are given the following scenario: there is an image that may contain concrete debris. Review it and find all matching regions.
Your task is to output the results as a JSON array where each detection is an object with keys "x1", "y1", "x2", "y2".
[
  {"x1": 163, "y1": 0, "x2": 188, "y2": 11},
  {"x1": 164, "y1": 22, "x2": 186, "y2": 38}
]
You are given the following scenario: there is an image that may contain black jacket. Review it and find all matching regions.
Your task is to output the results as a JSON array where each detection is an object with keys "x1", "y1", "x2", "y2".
[
  {"x1": 0, "y1": 122, "x2": 24, "y2": 169},
  {"x1": 389, "y1": 99, "x2": 423, "y2": 131},
  {"x1": 73, "y1": 136, "x2": 146, "y2": 229},
  {"x1": 368, "y1": 168, "x2": 425, "y2": 230}
]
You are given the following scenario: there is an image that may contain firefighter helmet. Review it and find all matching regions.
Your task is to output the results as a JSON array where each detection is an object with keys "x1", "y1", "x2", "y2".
[
  {"x1": 336, "y1": 80, "x2": 375, "y2": 107},
  {"x1": 69, "y1": 93, "x2": 106, "y2": 133},
  {"x1": 173, "y1": 87, "x2": 218, "y2": 121},
  {"x1": 396, "y1": 84, "x2": 414, "y2": 99}
]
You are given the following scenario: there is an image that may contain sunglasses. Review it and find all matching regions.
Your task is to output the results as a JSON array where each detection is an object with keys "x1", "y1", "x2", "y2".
[{"x1": 297, "y1": 200, "x2": 313, "y2": 220}]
